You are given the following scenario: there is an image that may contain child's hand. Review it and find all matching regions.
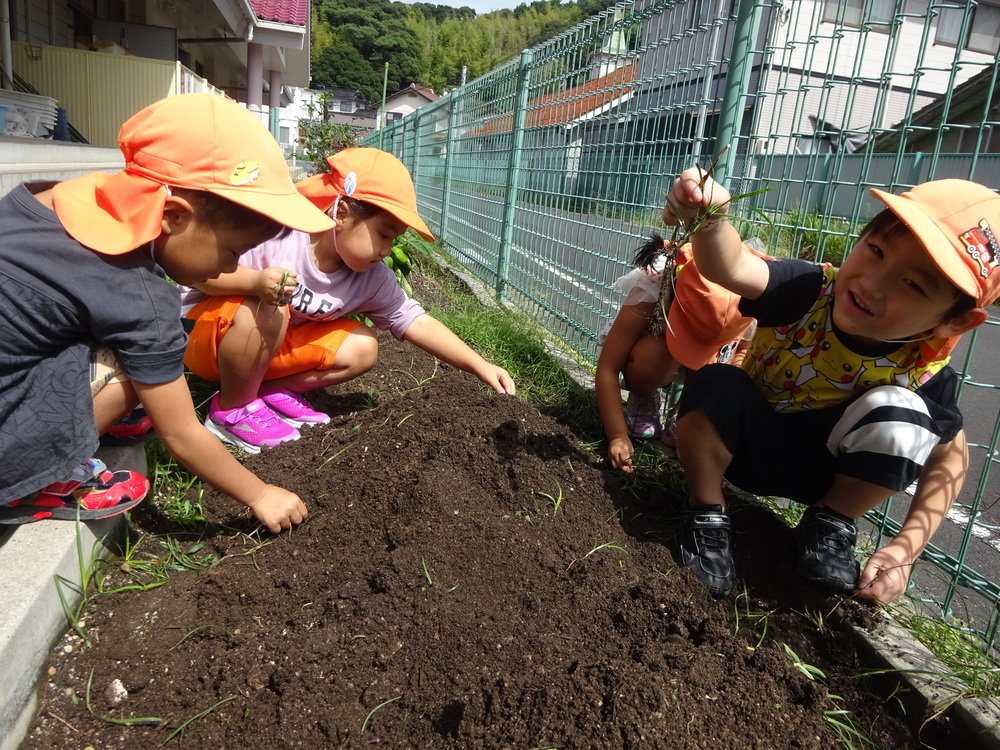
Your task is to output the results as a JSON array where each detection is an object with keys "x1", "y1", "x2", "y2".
[
  {"x1": 609, "y1": 436, "x2": 636, "y2": 473},
  {"x1": 663, "y1": 167, "x2": 732, "y2": 229},
  {"x1": 477, "y1": 364, "x2": 516, "y2": 395},
  {"x1": 246, "y1": 484, "x2": 308, "y2": 533},
  {"x1": 856, "y1": 543, "x2": 913, "y2": 605},
  {"x1": 257, "y1": 266, "x2": 298, "y2": 305}
]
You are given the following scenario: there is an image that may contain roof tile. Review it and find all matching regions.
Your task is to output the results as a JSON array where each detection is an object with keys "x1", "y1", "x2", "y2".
[{"x1": 249, "y1": 0, "x2": 308, "y2": 27}]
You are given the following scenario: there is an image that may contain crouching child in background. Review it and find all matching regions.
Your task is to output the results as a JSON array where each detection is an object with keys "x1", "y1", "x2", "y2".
[
  {"x1": 180, "y1": 147, "x2": 515, "y2": 455},
  {"x1": 596, "y1": 234, "x2": 760, "y2": 472},
  {"x1": 663, "y1": 168, "x2": 998, "y2": 604}
]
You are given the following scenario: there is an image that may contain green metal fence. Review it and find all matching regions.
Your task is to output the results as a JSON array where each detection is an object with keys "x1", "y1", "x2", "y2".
[{"x1": 363, "y1": 0, "x2": 1000, "y2": 650}]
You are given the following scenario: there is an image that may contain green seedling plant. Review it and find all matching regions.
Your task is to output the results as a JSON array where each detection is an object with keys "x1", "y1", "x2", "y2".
[
  {"x1": 783, "y1": 645, "x2": 875, "y2": 749},
  {"x1": 167, "y1": 624, "x2": 232, "y2": 652},
  {"x1": 644, "y1": 145, "x2": 773, "y2": 339},
  {"x1": 317, "y1": 442, "x2": 356, "y2": 471},
  {"x1": 362, "y1": 695, "x2": 401, "y2": 732},
  {"x1": 53, "y1": 511, "x2": 108, "y2": 644},
  {"x1": 421, "y1": 558, "x2": 433, "y2": 587},
  {"x1": 163, "y1": 695, "x2": 237, "y2": 744},
  {"x1": 394, "y1": 359, "x2": 439, "y2": 390},
  {"x1": 567, "y1": 541, "x2": 627, "y2": 571},
  {"x1": 536, "y1": 473, "x2": 564, "y2": 514},
  {"x1": 734, "y1": 587, "x2": 775, "y2": 651}
]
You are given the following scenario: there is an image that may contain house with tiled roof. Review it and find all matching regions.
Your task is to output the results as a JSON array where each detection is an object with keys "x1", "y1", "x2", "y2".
[
  {"x1": 467, "y1": 60, "x2": 637, "y2": 198},
  {"x1": 381, "y1": 83, "x2": 439, "y2": 127},
  {"x1": 2, "y1": 0, "x2": 313, "y2": 147}
]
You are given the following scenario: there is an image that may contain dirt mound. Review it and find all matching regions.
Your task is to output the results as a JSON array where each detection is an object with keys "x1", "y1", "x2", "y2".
[{"x1": 23, "y1": 273, "x2": 937, "y2": 749}]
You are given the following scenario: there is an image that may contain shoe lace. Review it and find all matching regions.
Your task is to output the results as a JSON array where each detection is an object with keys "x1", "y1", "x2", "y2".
[
  {"x1": 818, "y1": 527, "x2": 852, "y2": 553},
  {"x1": 249, "y1": 407, "x2": 285, "y2": 429},
  {"x1": 694, "y1": 525, "x2": 729, "y2": 551},
  {"x1": 226, "y1": 402, "x2": 284, "y2": 431}
]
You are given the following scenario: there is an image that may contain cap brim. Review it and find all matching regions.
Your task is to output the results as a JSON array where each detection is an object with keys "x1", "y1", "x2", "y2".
[
  {"x1": 296, "y1": 172, "x2": 336, "y2": 213},
  {"x1": 53, "y1": 171, "x2": 167, "y2": 255},
  {"x1": 666, "y1": 303, "x2": 744, "y2": 370},
  {"x1": 210, "y1": 185, "x2": 334, "y2": 234},
  {"x1": 381, "y1": 203, "x2": 435, "y2": 241},
  {"x1": 870, "y1": 187, "x2": 981, "y2": 300}
]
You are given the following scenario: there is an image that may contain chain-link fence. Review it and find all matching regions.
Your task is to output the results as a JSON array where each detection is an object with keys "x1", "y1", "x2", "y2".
[{"x1": 363, "y1": 0, "x2": 1000, "y2": 651}]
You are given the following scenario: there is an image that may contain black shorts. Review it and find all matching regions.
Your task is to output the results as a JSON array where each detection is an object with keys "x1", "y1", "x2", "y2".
[{"x1": 677, "y1": 364, "x2": 952, "y2": 504}]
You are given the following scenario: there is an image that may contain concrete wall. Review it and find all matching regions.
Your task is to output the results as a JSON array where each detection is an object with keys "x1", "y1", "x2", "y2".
[{"x1": 0, "y1": 137, "x2": 123, "y2": 197}]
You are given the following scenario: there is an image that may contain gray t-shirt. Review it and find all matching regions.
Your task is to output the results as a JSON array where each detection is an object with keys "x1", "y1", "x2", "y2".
[{"x1": 0, "y1": 182, "x2": 188, "y2": 502}]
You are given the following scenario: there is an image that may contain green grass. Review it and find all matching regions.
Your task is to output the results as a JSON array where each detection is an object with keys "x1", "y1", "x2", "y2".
[
  {"x1": 735, "y1": 206, "x2": 862, "y2": 265},
  {"x1": 889, "y1": 607, "x2": 1000, "y2": 699}
]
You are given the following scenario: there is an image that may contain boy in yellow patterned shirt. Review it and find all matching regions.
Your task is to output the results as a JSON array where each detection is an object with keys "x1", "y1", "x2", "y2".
[{"x1": 663, "y1": 170, "x2": 999, "y2": 604}]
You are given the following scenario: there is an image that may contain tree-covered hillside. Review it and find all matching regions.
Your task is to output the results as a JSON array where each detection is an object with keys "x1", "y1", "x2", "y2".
[{"x1": 311, "y1": 0, "x2": 617, "y2": 102}]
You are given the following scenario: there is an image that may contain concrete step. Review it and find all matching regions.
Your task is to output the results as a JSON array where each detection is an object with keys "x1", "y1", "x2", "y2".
[{"x1": 0, "y1": 443, "x2": 147, "y2": 750}]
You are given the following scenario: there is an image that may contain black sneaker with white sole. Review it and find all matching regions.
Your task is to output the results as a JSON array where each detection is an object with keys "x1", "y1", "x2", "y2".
[
  {"x1": 678, "y1": 504, "x2": 735, "y2": 598},
  {"x1": 796, "y1": 505, "x2": 860, "y2": 595}
]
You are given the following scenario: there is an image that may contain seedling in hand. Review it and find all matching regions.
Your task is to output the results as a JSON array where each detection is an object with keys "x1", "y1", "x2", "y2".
[{"x1": 642, "y1": 145, "x2": 771, "y2": 338}]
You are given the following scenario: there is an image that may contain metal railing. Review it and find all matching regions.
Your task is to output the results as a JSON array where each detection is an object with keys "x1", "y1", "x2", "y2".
[{"x1": 364, "y1": 0, "x2": 1000, "y2": 651}]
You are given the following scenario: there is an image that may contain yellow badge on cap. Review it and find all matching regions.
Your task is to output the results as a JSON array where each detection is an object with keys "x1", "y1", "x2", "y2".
[{"x1": 230, "y1": 161, "x2": 261, "y2": 186}]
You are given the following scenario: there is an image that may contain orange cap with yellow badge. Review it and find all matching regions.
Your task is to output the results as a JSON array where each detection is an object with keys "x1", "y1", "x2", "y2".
[{"x1": 52, "y1": 94, "x2": 333, "y2": 255}]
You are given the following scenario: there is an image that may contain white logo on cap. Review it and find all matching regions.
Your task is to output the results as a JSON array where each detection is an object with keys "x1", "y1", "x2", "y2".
[{"x1": 344, "y1": 171, "x2": 357, "y2": 196}]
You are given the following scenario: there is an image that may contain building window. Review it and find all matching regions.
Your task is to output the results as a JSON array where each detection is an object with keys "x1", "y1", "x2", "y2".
[
  {"x1": 937, "y1": 1, "x2": 1000, "y2": 55},
  {"x1": 385, "y1": 112, "x2": 403, "y2": 122},
  {"x1": 822, "y1": 0, "x2": 894, "y2": 31}
]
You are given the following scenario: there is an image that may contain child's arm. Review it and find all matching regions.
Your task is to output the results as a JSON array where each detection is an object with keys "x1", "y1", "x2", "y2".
[
  {"x1": 134, "y1": 376, "x2": 308, "y2": 533},
  {"x1": 663, "y1": 168, "x2": 770, "y2": 300},
  {"x1": 856, "y1": 431, "x2": 968, "y2": 604},
  {"x1": 596, "y1": 301, "x2": 656, "y2": 473},
  {"x1": 401, "y1": 313, "x2": 515, "y2": 395},
  {"x1": 196, "y1": 266, "x2": 299, "y2": 304}
]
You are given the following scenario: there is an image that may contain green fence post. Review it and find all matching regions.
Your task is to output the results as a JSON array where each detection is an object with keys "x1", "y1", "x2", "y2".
[
  {"x1": 439, "y1": 91, "x2": 460, "y2": 242},
  {"x1": 268, "y1": 105, "x2": 280, "y2": 141},
  {"x1": 498, "y1": 49, "x2": 533, "y2": 302},
  {"x1": 410, "y1": 109, "x2": 422, "y2": 186},
  {"x1": 713, "y1": 0, "x2": 764, "y2": 185}
]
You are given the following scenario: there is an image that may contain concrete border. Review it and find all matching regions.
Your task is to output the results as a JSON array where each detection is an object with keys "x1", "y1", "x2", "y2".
[{"x1": 0, "y1": 444, "x2": 146, "y2": 750}]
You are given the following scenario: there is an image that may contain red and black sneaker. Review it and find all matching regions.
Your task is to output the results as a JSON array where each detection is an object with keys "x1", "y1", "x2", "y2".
[
  {"x1": 0, "y1": 470, "x2": 150, "y2": 525},
  {"x1": 102, "y1": 408, "x2": 155, "y2": 445}
]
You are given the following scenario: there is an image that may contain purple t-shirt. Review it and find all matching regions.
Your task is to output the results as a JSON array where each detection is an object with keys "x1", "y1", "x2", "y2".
[{"x1": 180, "y1": 230, "x2": 425, "y2": 339}]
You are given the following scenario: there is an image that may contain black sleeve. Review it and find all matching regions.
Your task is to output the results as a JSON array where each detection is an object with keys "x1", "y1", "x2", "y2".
[
  {"x1": 738, "y1": 258, "x2": 825, "y2": 327},
  {"x1": 915, "y1": 366, "x2": 964, "y2": 443}
]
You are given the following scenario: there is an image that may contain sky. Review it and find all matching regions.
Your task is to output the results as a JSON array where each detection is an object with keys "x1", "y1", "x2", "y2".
[{"x1": 406, "y1": 0, "x2": 525, "y2": 15}]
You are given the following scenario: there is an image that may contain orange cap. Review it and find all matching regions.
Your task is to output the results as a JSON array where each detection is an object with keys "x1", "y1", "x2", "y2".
[
  {"x1": 870, "y1": 179, "x2": 1000, "y2": 360},
  {"x1": 52, "y1": 94, "x2": 333, "y2": 255},
  {"x1": 296, "y1": 147, "x2": 434, "y2": 240},
  {"x1": 665, "y1": 243, "x2": 758, "y2": 370}
]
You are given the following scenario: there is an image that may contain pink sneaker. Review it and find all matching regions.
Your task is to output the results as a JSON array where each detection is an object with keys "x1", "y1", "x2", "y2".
[
  {"x1": 258, "y1": 387, "x2": 330, "y2": 428},
  {"x1": 661, "y1": 414, "x2": 679, "y2": 457},
  {"x1": 623, "y1": 390, "x2": 661, "y2": 439},
  {"x1": 204, "y1": 394, "x2": 300, "y2": 454}
]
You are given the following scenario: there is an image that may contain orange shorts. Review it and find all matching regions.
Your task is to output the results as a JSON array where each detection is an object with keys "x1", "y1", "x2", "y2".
[{"x1": 184, "y1": 295, "x2": 362, "y2": 382}]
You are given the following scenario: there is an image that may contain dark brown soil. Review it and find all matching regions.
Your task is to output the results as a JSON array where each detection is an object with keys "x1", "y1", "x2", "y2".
[{"x1": 23, "y1": 272, "x2": 947, "y2": 749}]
